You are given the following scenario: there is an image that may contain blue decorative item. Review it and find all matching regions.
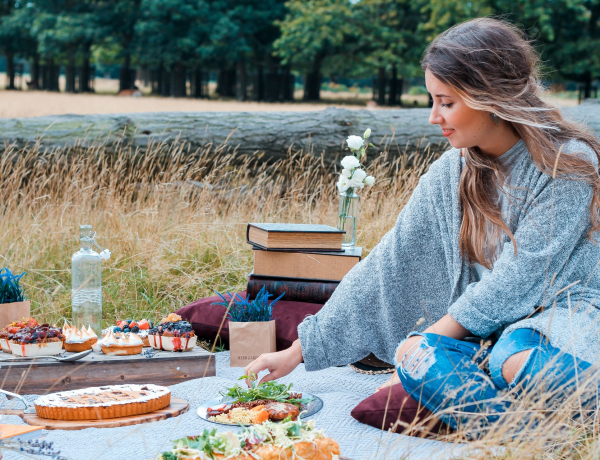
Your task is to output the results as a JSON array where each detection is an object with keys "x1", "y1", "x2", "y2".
[
  {"x1": 0, "y1": 267, "x2": 27, "y2": 304},
  {"x1": 212, "y1": 286, "x2": 284, "y2": 322}
]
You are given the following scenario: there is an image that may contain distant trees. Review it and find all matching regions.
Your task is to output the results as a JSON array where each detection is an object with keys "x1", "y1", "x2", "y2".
[{"x1": 0, "y1": 0, "x2": 598, "y2": 101}]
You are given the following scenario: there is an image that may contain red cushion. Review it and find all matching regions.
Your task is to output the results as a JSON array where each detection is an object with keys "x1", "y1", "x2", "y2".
[
  {"x1": 351, "y1": 382, "x2": 449, "y2": 436},
  {"x1": 176, "y1": 291, "x2": 323, "y2": 351}
]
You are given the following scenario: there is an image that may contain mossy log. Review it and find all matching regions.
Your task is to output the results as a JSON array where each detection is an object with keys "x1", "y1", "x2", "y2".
[{"x1": 2, "y1": 102, "x2": 599, "y2": 162}]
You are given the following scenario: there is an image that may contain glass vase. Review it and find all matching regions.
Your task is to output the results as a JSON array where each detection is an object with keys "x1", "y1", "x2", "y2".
[{"x1": 337, "y1": 189, "x2": 359, "y2": 247}]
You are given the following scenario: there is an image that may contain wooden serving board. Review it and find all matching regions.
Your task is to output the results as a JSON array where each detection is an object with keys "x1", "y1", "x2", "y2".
[
  {"x1": 0, "y1": 348, "x2": 215, "y2": 394},
  {"x1": 0, "y1": 398, "x2": 189, "y2": 430}
]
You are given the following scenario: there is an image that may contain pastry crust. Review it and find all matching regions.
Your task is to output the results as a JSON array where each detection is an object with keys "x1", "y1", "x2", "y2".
[
  {"x1": 64, "y1": 337, "x2": 98, "y2": 352},
  {"x1": 34, "y1": 384, "x2": 171, "y2": 420},
  {"x1": 101, "y1": 343, "x2": 143, "y2": 355}
]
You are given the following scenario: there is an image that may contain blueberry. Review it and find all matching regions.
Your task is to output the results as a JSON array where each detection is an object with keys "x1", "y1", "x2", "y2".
[
  {"x1": 123, "y1": 327, "x2": 130, "y2": 333},
  {"x1": 113, "y1": 326, "x2": 121, "y2": 333},
  {"x1": 126, "y1": 319, "x2": 133, "y2": 323},
  {"x1": 131, "y1": 326, "x2": 139, "y2": 333}
]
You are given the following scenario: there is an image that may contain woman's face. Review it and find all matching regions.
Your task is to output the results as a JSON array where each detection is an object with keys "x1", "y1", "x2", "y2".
[{"x1": 425, "y1": 70, "x2": 511, "y2": 155}]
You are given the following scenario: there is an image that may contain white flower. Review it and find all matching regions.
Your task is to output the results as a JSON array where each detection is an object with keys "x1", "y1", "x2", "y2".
[
  {"x1": 349, "y1": 169, "x2": 367, "y2": 189},
  {"x1": 346, "y1": 135, "x2": 364, "y2": 150},
  {"x1": 341, "y1": 155, "x2": 360, "y2": 169},
  {"x1": 364, "y1": 175, "x2": 375, "y2": 186},
  {"x1": 341, "y1": 168, "x2": 352, "y2": 178},
  {"x1": 337, "y1": 175, "x2": 351, "y2": 193},
  {"x1": 363, "y1": 128, "x2": 371, "y2": 139},
  {"x1": 351, "y1": 168, "x2": 367, "y2": 182}
]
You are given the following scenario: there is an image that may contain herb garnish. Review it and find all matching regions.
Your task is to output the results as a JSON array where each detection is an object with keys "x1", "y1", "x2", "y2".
[{"x1": 220, "y1": 375, "x2": 312, "y2": 408}]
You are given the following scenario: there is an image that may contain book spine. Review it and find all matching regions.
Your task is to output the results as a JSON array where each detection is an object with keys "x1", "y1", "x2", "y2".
[{"x1": 247, "y1": 277, "x2": 339, "y2": 304}]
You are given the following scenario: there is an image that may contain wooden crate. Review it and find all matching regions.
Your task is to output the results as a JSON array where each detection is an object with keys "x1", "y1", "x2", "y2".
[{"x1": 0, "y1": 348, "x2": 215, "y2": 394}]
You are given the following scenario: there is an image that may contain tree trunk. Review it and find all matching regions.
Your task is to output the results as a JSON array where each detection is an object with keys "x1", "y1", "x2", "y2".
[
  {"x1": 255, "y1": 64, "x2": 265, "y2": 102},
  {"x1": 46, "y1": 59, "x2": 60, "y2": 92},
  {"x1": 2, "y1": 104, "x2": 599, "y2": 161},
  {"x1": 282, "y1": 64, "x2": 293, "y2": 102},
  {"x1": 303, "y1": 55, "x2": 322, "y2": 101},
  {"x1": 79, "y1": 49, "x2": 92, "y2": 93},
  {"x1": 29, "y1": 56, "x2": 40, "y2": 90},
  {"x1": 584, "y1": 71, "x2": 592, "y2": 100},
  {"x1": 161, "y1": 69, "x2": 171, "y2": 97},
  {"x1": 217, "y1": 67, "x2": 236, "y2": 97},
  {"x1": 377, "y1": 67, "x2": 386, "y2": 106},
  {"x1": 172, "y1": 63, "x2": 187, "y2": 97},
  {"x1": 5, "y1": 51, "x2": 16, "y2": 90},
  {"x1": 236, "y1": 60, "x2": 247, "y2": 101},
  {"x1": 65, "y1": 51, "x2": 76, "y2": 93},
  {"x1": 388, "y1": 66, "x2": 398, "y2": 106},
  {"x1": 191, "y1": 68, "x2": 205, "y2": 98},
  {"x1": 119, "y1": 54, "x2": 134, "y2": 91}
]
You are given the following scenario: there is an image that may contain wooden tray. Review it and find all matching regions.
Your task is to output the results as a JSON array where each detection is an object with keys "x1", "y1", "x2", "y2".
[
  {"x1": 0, "y1": 397, "x2": 189, "y2": 430},
  {"x1": 0, "y1": 348, "x2": 215, "y2": 394}
]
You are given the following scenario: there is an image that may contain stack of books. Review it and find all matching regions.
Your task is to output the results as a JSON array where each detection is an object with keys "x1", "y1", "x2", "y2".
[{"x1": 246, "y1": 223, "x2": 362, "y2": 304}]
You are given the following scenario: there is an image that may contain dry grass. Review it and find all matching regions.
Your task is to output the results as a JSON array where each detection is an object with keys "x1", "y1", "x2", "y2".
[
  {"x1": 3, "y1": 131, "x2": 600, "y2": 459},
  {"x1": 0, "y1": 134, "x2": 429, "y2": 329}
]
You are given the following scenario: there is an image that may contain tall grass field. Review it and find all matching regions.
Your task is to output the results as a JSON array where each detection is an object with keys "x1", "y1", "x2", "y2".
[{"x1": 3, "y1": 134, "x2": 600, "y2": 458}]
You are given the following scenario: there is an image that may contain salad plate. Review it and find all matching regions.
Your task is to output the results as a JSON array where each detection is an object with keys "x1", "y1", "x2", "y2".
[{"x1": 197, "y1": 392, "x2": 323, "y2": 426}]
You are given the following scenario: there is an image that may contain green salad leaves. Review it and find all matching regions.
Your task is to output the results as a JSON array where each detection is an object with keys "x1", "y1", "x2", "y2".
[{"x1": 219, "y1": 375, "x2": 312, "y2": 407}]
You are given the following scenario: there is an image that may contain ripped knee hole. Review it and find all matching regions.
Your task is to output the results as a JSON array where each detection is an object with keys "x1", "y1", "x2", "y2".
[{"x1": 399, "y1": 338, "x2": 436, "y2": 380}]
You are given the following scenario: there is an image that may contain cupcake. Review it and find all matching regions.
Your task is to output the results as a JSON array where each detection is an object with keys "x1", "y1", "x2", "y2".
[
  {"x1": 62, "y1": 324, "x2": 98, "y2": 352},
  {"x1": 148, "y1": 313, "x2": 196, "y2": 352},
  {"x1": 98, "y1": 330, "x2": 144, "y2": 356}
]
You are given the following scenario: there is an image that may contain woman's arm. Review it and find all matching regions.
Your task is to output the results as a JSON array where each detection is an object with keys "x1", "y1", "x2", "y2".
[
  {"x1": 423, "y1": 314, "x2": 470, "y2": 339},
  {"x1": 244, "y1": 339, "x2": 304, "y2": 386}
]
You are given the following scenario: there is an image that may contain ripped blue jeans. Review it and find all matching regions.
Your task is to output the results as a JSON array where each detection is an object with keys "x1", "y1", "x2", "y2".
[{"x1": 396, "y1": 329, "x2": 595, "y2": 432}]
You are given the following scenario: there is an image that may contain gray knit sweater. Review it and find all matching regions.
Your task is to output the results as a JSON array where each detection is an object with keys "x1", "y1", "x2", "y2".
[{"x1": 298, "y1": 139, "x2": 600, "y2": 370}]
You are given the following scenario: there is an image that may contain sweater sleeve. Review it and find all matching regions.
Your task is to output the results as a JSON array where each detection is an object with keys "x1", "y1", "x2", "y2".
[{"x1": 448, "y1": 173, "x2": 594, "y2": 338}]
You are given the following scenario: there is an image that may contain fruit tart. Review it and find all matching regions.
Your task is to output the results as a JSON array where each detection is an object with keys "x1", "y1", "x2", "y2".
[
  {"x1": 62, "y1": 324, "x2": 98, "y2": 352},
  {"x1": 9, "y1": 324, "x2": 64, "y2": 357},
  {"x1": 148, "y1": 313, "x2": 196, "y2": 352},
  {"x1": 96, "y1": 329, "x2": 144, "y2": 355},
  {"x1": 104, "y1": 318, "x2": 153, "y2": 347},
  {"x1": 0, "y1": 318, "x2": 39, "y2": 353}
]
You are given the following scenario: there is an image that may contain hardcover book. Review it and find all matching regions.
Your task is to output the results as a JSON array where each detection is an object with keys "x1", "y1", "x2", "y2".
[
  {"x1": 247, "y1": 274, "x2": 339, "y2": 304},
  {"x1": 246, "y1": 223, "x2": 344, "y2": 251},
  {"x1": 252, "y1": 247, "x2": 362, "y2": 282}
]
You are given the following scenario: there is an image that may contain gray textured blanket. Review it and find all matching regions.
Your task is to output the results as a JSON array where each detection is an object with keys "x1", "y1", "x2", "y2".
[
  {"x1": 0, "y1": 352, "x2": 468, "y2": 460},
  {"x1": 299, "y1": 139, "x2": 600, "y2": 369}
]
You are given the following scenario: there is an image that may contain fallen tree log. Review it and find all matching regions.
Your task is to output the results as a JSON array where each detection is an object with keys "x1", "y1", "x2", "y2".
[{"x1": 1, "y1": 101, "x2": 599, "y2": 162}]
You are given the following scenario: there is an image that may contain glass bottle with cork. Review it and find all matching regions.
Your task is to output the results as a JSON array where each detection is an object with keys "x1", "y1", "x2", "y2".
[{"x1": 71, "y1": 225, "x2": 110, "y2": 336}]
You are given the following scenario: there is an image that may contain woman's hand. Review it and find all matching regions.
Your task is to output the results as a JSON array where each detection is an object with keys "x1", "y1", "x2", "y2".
[
  {"x1": 244, "y1": 339, "x2": 304, "y2": 386},
  {"x1": 375, "y1": 369, "x2": 400, "y2": 392}
]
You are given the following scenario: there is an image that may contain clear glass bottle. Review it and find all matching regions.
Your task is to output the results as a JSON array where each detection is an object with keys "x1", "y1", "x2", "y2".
[
  {"x1": 337, "y1": 189, "x2": 359, "y2": 247},
  {"x1": 71, "y1": 225, "x2": 102, "y2": 335}
]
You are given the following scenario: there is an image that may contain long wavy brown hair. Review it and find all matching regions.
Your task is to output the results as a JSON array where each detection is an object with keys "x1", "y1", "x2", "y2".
[{"x1": 422, "y1": 17, "x2": 600, "y2": 269}]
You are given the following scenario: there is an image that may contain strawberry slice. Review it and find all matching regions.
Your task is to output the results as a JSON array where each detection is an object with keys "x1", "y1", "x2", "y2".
[{"x1": 137, "y1": 319, "x2": 150, "y2": 330}]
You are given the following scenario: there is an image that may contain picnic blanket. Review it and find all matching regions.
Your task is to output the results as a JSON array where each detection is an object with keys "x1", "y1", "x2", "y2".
[{"x1": 0, "y1": 352, "x2": 468, "y2": 460}]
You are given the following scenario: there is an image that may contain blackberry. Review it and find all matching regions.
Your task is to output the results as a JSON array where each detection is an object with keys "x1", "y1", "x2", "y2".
[{"x1": 131, "y1": 326, "x2": 140, "y2": 333}]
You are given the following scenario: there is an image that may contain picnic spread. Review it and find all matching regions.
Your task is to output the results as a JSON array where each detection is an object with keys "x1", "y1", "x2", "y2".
[{"x1": 0, "y1": 352, "x2": 466, "y2": 459}]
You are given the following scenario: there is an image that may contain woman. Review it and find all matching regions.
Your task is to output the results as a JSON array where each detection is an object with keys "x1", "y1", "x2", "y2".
[{"x1": 246, "y1": 18, "x2": 600, "y2": 431}]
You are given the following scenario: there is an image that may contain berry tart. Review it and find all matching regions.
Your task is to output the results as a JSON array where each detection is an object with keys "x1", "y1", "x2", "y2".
[
  {"x1": 62, "y1": 324, "x2": 98, "y2": 352},
  {"x1": 34, "y1": 384, "x2": 171, "y2": 420},
  {"x1": 9, "y1": 324, "x2": 65, "y2": 357},
  {"x1": 96, "y1": 329, "x2": 144, "y2": 355},
  {"x1": 0, "y1": 318, "x2": 39, "y2": 353},
  {"x1": 104, "y1": 318, "x2": 152, "y2": 347},
  {"x1": 148, "y1": 313, "x2": 197, "y2": 352}
]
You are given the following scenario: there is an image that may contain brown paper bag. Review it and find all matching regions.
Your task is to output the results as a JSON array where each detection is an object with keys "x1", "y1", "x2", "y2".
[
  {"x1": 0, "y1": 300, "x2": 31, "y2": 328},
  {"x1": 229, "y1": 320, "x2": 276, "y2": 367}
]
